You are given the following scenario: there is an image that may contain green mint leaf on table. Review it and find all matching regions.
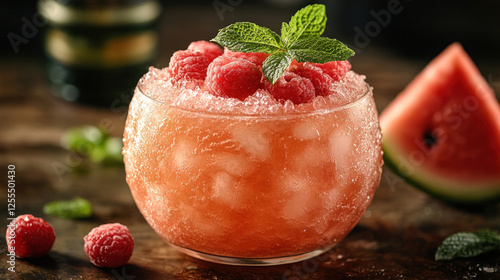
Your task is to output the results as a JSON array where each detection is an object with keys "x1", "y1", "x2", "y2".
[
  {"x1": 43, "y1": 197, "x2": 93, "y2": 219},
  {"x1": 61, "y1": 125, "x2": 108, "y2": 152},
  {"x1": 435, "y1": 229, "x2": 500, "y2": 261},
  {"x1": 211, "y1": 4, "x2": 354, "y2": 83},
  {"x1": 61, "y1": 125, "x2": 123, "y2": 165},
  {"x1": 90, "y1": 137, "x2": 124, "y2": 165}
]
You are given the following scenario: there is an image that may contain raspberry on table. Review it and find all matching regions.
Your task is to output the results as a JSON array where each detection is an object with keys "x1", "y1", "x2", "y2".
[
  {"x1": 206, "y1": 55, "x2": 262, "y2": 100},
  {"x1": 264, "y1": 71, "x2": 316, "y2": 104},
  {"x1": 168, "y1": 50, "x2": 210, "y2": 83},
  {"x1": 6, "y1": 214, "x2": 56, "y2": 258},
  {"x1": 291, "y1": 62, "x2": 334, "y2": 97},
  {"x1": 312, "y1": 60, "x2": 351, "y2": 81},
  {"x1": 84, "y1": 223, "x2": 134, "y2": 268},
  {"x1": 224, "y1": 49, "x2": 270, "y2": 67},
  {"x1": 188, "y1": 41, "x2": 223, "y2": 63}
]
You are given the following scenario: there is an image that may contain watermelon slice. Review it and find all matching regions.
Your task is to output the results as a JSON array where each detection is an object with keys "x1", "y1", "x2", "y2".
[{"x1": 380, "y1": 43, "x2": 500, "y2": 204}]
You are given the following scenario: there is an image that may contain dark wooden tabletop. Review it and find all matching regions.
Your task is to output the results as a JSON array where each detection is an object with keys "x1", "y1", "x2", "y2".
[{"x1": 1, "y1": 3, "x2": 500, "y2": 280}]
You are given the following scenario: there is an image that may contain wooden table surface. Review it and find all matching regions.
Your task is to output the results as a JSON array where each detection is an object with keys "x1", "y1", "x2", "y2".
[{"x1": 1, "y1": 4, "x2": 500, "y2": 280}]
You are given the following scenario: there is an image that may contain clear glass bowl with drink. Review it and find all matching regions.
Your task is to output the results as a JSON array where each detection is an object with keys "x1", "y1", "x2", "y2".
[{"x1": 123, "y1": 5, "x2": 383, "y2": 265}]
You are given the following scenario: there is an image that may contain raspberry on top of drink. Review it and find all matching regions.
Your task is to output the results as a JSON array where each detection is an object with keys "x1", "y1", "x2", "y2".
[
  {"x1": 164, "y1": 41, "x2": 355, "y2": 105},
  {"x1": 140, "y1": 45, "x2": 368, "y2": 116}
]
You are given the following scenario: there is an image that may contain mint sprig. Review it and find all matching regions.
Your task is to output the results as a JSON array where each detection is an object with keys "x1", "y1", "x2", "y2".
[
  {"x1": 212, "y1": 4, "x2": 354, "y2": 84},
  {"x1": 43, "y1": 197, "x2": 93, "y2": 219},
  {"x1": 435, "y1": 229, "x2": 500, "y2": 261}
]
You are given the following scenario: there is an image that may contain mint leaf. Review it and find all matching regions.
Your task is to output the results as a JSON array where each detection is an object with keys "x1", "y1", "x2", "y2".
[
  {"x1": 104, "y1": 137, "x2": 124, "y2": 163},
  {"x1": 212, "y1": 22, "x2": 282, "y2": 53},
  {"x1": 284, "y1": 4, "x2": 326, "y2": 46},
  {"x1": 288, "y1": 37, "x2": 355, "y2": 63},
  {"x1": 435, "y1": 229, "x2": 500, "y2": 261},
  {"x1": 61, "y1": 125, "x2": 123, "y2": 165},
  {"x1": 43, "y1": 197, "x2": 93, "y2": 219},
  {"x1": 281, "y1": 22, "x2": 291, "y2": 45},
  {"x1": 89, "y1": 137, "x2": 124, "y2": 165},
  {"x1": 262, "y1": 52, "x2": 293, "y2": 84},
  {"x1": 211, "y1": 4, "x2": 354, "y2": 83},
  {"x1": 62, "y1": 125, "x2": 107, "y2": 152}
]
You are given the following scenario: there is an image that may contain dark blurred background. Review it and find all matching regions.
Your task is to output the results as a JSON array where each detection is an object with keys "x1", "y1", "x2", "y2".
[
  {"x1": 328, "y1": 0, "x2": 500, "y2": 58},
  {"x1": 2, "y1": 0, "x2": 500, "y2": 58},
  {"x1": 1, "y1": 0, "x2": 499, "y2": 107}
]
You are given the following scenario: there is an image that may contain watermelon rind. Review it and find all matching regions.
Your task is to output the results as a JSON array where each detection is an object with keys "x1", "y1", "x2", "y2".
[{"x1": 383, "y1": 137, "x2": 500, "y2": 205}]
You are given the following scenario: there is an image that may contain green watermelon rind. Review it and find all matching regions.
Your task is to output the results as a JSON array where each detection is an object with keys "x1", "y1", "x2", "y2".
[{"x1": 383, "y1": 136, "x2": 500, "y2": 205}]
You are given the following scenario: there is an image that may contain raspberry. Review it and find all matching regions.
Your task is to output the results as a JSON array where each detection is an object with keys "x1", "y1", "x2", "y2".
[
  {"x1": 224, "y1": 48, "x2": 270, "y2": 67},
  {"x1": 288, "y1": 59, "x2": 301, "y2": 69},
  {"x1": 312, "y1": 60, "x2": 351, "y2": 81},
  {"x1": 206, "y1": 55, "x2": 262, "y2": 100},
  {"x1": 188, "y1": 41, "x2": 223, "y2": 63},
  {"x1": 6, "y1": 214, "x2": 55, "y2": 258},
  {"x1": 168, "y1": 50, "x2": 210, "y2": 83},
  {"x1": 291, "y1": 62, "x2": 334, "y2": 96},
  {"x1": 84, "y1": 223, "x2": 134, "y2": 268},
  {"x1": 264, "y1": 71, "x2": 315, "y2": 104}
]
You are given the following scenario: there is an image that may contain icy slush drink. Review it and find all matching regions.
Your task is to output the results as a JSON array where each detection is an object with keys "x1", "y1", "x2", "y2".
[{"x1": 123, "y1": 66, "x2": 383, "y2": 264}]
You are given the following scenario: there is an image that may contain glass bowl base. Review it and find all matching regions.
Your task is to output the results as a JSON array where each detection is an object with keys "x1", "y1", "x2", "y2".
[{"x1": 169, "y1": 243, "x2": 333, "y2": 266}]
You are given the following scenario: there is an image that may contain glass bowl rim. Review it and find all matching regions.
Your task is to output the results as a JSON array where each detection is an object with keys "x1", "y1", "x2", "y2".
[{"x1": 135, "y1": 77, "x2": 372, "y2": 119}]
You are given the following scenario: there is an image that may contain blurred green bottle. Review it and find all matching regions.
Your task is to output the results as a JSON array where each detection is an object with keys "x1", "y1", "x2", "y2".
[{"x1": 39, "y1": 0, "x2": 162, "y2": 107}]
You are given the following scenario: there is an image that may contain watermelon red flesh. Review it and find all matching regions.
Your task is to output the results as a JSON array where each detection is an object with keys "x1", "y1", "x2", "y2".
[{"x1": 381, "y1": 43, "x2": 500, "y2": 203}]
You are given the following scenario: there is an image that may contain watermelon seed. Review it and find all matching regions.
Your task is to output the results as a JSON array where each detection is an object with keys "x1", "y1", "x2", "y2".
[{"x1": 423, "y1": 129, "x2": 437, "y2": 149}]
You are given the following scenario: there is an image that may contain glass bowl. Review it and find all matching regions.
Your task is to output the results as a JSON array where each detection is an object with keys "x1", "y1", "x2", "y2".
[{"x1": 123, "y1": 74, "x2": 383, "y2": 266}]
